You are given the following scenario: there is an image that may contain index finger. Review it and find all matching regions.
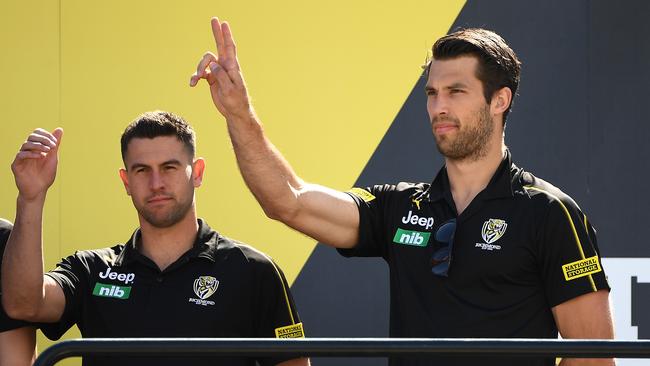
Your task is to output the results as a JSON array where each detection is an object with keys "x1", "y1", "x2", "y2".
[{"x1": 211, "y1": 17, "x2": 226, "y2": 60}]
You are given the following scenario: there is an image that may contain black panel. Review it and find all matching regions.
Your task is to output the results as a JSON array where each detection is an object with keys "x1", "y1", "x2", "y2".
[
  {"x1": 453, "y1": 0, "x2": 650, "y2": 256},
  {"x1": 290, "y1": 245, "x2": 389, "y2": 366},
  {"x1": 585, "y1": 1, "x2": 650, "y2": 256}
]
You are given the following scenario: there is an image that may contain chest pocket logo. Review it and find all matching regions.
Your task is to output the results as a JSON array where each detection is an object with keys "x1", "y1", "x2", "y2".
[
  {"x1": 481, "y1": 219, "x2": 508, "y2": 244},
  {"x1": 193, "y1": 276, "x2": 219, "y2": 300}
]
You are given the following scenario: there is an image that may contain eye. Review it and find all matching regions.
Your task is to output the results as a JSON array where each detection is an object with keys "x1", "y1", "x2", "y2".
[
  {"x1": 164, "y1": 165, "x2": 177, "y2": 171},
  {"x1": 450, "y1": 88, "x2": 463, "y2": 94},
  {"x1": 425, "y1": 89, "x2": 437, "y2": 96}
]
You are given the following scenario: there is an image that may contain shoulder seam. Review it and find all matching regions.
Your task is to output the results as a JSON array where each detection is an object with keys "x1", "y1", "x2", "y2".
[
  {"x1": 523, "y1": 185, "x2": 597, "y2": 292},
  {"x1": 235, "y1": 244, "x2": 297, "y2": 325}
]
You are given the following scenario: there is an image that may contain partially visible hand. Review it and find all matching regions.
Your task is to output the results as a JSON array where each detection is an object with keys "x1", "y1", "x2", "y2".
[
  {"x1": 11, "y1": 128, "x2": 63, "y2": 202},
  {"x1": 190, "y1": 17, "x2": 252, "y2": 121}
]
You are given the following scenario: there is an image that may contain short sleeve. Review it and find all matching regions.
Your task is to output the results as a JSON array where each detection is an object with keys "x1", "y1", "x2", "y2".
[
  {"x1": 0, "y1": 222, "x2": 27, "y2": 332},
  {"x1": 0, "y1": 221, "x2": 48, "y2": 333},
  {"x1": 254, "y1": 259, "x2": 304, "y2": 366},
  {"x1": 337, "y1": 185, "x2": 396, "y2": 259},
  {"x1": 538, "y1": 197, "x2": 610, "y2": 307},
  {"x1": 40, "y1": 252, "x2": 91, "y2": 340}
]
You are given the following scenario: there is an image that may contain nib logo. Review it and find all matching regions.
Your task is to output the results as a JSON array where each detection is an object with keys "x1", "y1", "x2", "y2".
[
  {"x1": 393, "y1": 228, "x2": 431, "y2": 247},
  {"x1": 93, "y1": 282, "x2": 131, "y2": 300}
]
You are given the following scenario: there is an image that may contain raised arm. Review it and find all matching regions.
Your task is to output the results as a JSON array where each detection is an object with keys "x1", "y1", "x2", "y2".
[
  {"x1": 2, "y1": 128, "x2": 67, "y2": 322},
  {"x1": 190, "y1": 18, "x2": 359, "y2": 249}
]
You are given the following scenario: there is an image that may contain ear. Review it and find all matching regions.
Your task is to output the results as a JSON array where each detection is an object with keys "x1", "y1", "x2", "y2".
[
  {"x1": 119, "y1": 168, "x2": 131, "y2": 196},
  {"x1": 192, "y1": 158, "x2": 206, "y2": 188},
  {"x1": 490, "y1": 86, "x2": 513, "y2": 117}
]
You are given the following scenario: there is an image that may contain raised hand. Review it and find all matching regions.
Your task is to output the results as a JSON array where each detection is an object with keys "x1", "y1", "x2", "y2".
[
  {"x1": 190, "y1": 17, "x2": 252, "y2": 121},
  {"x1": 11, "y1": 128, "x2": 63, "y2": 202}
]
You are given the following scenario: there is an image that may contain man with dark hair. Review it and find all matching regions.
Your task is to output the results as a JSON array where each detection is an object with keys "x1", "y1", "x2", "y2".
[
  {"x1": 2, "y1": 111, "x2": 309, "y2": 366},
  {"x1": 0, "y1": 218, "x2": 37, "y2": 366},
  {"x1": 428, "y1": 28, "x2": 521, "y2": 125},
  {"x1": 120, "y1": 110, "x2": 197, "y2": 161},
  {"x1": 190, "y1": 18, "x2": 614, "y2": 366}
]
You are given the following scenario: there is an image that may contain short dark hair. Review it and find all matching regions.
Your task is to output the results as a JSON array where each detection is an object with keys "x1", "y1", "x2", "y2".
[
  {"x1": 426, "y1": 28, "x2": 521, "y2": 123},
  {"x1": 120, "y1": 110, "x2": 196, "y2": 163}
]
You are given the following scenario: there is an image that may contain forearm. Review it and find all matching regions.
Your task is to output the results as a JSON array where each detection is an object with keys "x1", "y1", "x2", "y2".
[
  {"x1": 559, "y1": 358, "x2": 615, "y2": 366},
  {"x1": 226, "y1": 112, "x2": 305, "y2": 221},
  {"x1": 194, "y1": 18, "x2": 360, "y2": 248},
  {"x1": 225, "y1": 113, "x2": 359, "y2": 248},
  {"x1": 0, "y1": 327, "x2": 37, "y2": 366},
  {"x1": 2, "y1": 196, "x2": 47, "y2": 320},
  {"x1": 553, "y1": 290, "x2": 615, "y2": 366},
  {"x1": 276, "y1": 357, "x2": 310, "y2": 366}
]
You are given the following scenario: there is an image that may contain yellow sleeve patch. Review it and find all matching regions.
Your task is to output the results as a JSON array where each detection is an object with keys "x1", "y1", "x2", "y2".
[
  {"x1": 347, "y1": 188, "x2": 376, "y2": 202},
  {"x1": 275, "y1": 322, "x2": 305, "y2": 338},
  {"x1": 562, "y1": 255, "x2": 602, "y2": 281}
]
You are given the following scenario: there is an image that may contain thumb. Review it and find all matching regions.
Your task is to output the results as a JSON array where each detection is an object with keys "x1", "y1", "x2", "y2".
[{"x1": 52, "y1": 128, "x2": 64, "y2": 150}]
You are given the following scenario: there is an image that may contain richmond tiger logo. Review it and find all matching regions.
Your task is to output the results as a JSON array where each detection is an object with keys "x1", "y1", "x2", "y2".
[
  {"x1": 481, "y1": 219, "x2": 508, "y2": 244},
  {"x1": 193, "y1": 276, "x2": 219, "y2": 300}
]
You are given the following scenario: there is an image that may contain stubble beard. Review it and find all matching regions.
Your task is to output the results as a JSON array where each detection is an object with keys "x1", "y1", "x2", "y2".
[
  {"x1": 433, "y1": 106, "x2": 494, "y2": 162},
  {"x1": 136, "y1": 189, "x2": 195, "y2": 229}
]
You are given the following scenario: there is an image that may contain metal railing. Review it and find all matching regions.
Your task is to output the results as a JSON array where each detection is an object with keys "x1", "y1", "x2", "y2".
[{"x1": 34, "y1": 338, "x2": 650, "y2": 366}]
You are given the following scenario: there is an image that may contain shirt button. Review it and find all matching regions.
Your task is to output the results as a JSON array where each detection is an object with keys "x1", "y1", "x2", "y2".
[{"x1": 156, "y1": 277, "x2": 163, "y2": 283}]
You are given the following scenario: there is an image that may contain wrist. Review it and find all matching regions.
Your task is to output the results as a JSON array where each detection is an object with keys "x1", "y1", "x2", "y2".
[
  {"x1": 225, "y1": 101, "x2": 255, "y2": 120},
  {"x1": 17, "y1": 192, "x2": 47, "y2": 207}
]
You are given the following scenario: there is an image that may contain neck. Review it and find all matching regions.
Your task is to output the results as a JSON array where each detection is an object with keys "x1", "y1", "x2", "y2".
[
  {"x1": 445, "y1": 139, "x2": 506, "y2": 215},
  {"x1": 137, "y1": 209, "x2": 199, "y2": 271}
]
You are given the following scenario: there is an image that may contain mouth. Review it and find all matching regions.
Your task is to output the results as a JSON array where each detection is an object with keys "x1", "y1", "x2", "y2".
[
  {"x1": 433, "y1": 123, "x2": 459, "y2": 135},
  {"x1": 147, "y1": 195, "x2": 173, "y2": 204}
]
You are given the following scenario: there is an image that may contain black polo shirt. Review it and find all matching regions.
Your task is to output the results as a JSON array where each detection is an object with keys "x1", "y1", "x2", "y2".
[
  {"x1": 42, "y1": 219, "x2": 304, "y2": 366},
  {"x1": 0, "y1": 219, "x2": 30, "y2": 333},
  {"x1": 340, "y1": 151, "x2": 609, "y2": 366}
]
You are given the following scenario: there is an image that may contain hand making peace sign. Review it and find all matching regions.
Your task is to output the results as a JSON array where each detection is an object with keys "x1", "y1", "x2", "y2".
[{"x1": 189, "y1": 17, "x2": 252, "y2": 121}]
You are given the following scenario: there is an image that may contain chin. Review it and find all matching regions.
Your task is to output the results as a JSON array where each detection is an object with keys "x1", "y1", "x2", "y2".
[{"x1": 148, "y1": 217, "x2": 182, "y2": 229}]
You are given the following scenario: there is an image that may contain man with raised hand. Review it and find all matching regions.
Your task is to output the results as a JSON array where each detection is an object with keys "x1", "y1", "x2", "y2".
[
  {"x1": 190, "y1": 18, "x2": 614, "y2": 366},
  {"x1": 2, "y1": 112, "x2": 309, "y2": 366}
]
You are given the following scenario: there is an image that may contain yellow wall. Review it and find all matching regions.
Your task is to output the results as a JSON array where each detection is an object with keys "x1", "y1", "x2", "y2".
[{"x1": 1, "y1": 0, "x2": 464, "y2": 362}]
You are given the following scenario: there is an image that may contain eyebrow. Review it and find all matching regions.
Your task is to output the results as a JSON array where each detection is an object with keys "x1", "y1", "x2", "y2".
[
  {"x1": 128, "y1": 159, "x2": 183, "y2": 171},
  {"x1": 445, "y1": 82, "x2": 468, "y2": 89},
  {"x1": 425, "y1": 82, "x2": 469, "y2": 92}
]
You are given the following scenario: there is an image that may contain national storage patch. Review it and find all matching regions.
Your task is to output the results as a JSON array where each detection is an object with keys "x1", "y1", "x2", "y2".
[
  {"x1": 562, "y1": 256, "x2": 602, "y2": 281},
  {"x1": 275, "y1": 322, "x2": 305, "y2": 338}
]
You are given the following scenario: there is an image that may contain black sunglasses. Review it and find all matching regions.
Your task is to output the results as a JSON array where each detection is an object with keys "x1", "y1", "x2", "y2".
[{"x1": 431, "y1": 219, "x2": 457, "y2": 277}]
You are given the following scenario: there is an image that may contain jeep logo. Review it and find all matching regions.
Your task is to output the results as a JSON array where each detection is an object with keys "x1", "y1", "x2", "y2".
[
  {"x1": 98, "y1": 267, "x2": 135, "y2": 284},
  {"x1": 401, "y1": 210, "x2": 434, "y2": 230}
]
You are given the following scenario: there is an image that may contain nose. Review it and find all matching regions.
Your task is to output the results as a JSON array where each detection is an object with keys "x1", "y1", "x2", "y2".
[
  {"x1": 427, "y1": 95, "x2": 449, "y2": 120},
  {"x1": 149, "y1": 170, "x2": 165, "y2": 191}
]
